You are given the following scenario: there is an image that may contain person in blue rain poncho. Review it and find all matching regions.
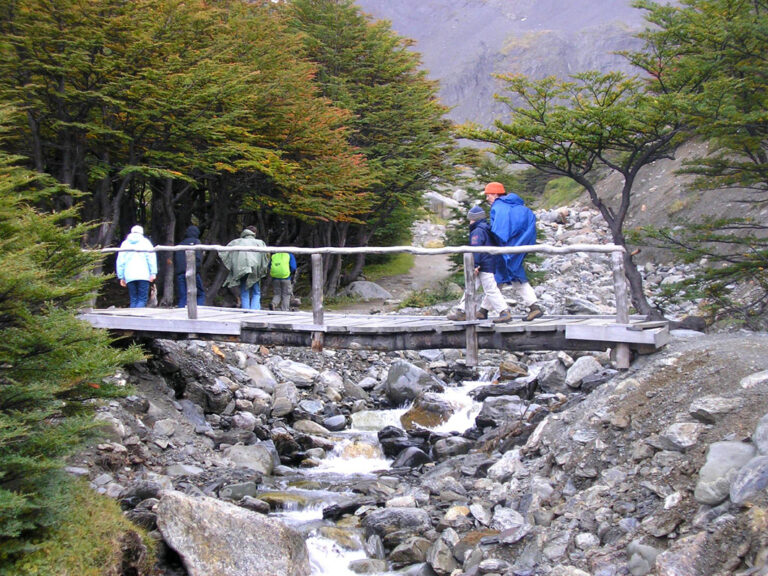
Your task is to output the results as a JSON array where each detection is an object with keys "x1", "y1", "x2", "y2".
[{"x1": 485, "y1": 181, "x2": 544, "y2": 322}]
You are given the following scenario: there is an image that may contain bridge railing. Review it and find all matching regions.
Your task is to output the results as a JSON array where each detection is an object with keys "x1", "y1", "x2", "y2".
[{"x1": 97, "y1": 242, "x2": 631, "y2": 367}]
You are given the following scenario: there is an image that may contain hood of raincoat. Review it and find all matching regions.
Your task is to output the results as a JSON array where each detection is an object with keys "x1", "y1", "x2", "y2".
[
  {"x1": 184, "y1": 225, "x2": 200, "y2": 240},
  {"x1": 490, "y1": 193, "x2": 535, "y2": 245}
]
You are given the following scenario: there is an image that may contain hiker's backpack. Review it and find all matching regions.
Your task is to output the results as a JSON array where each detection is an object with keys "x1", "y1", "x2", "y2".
[{"x1": 270, "y1": 252, "x2": 291, "y2": 279}]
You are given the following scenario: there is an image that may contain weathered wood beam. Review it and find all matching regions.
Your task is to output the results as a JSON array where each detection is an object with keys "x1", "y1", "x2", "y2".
[
  {"x1": 94, "y1": 243, "x2": 626, "y2": 256},
  {"x1": 464, "y1": 252, "x2": 478, "y2": 367},
  {"x1": 311, "y1": 254, "x2": 324, "y2": 353},
  {"x1": 185, "y1": 249, "x2": 197, "y2": 320},
  {"x1": 611, "y1": 251, "x2": 631, "y2": 370}
]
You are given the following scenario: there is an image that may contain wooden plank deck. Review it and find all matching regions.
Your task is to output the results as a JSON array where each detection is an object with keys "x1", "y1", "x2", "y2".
[{"x1": 79, "y1": 306, "x2": 668, "y2": 354}]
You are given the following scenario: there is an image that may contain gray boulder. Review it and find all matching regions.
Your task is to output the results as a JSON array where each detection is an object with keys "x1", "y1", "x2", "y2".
[
  {"x1": 537, "y1": 359, "x2": 568, "y2": 393},
  {"x1": 565, "y1": 356, "x2": 602, "y2": 388},
  {"x1": 272, "y1": 381, "x2": 299, "y2": 418},
  {"x1": 730, "y1": 455, "x2": 768, "y2": 505},
  {"x1": 342, "y1": 281, "x2": 393, "y2": 301},
  {"x1": 688, "y1": 395, "x2": 744, "y2": 424},
  {"x1": 383, "y1": 361, "x2": 445, "y2": 406},
  {"x1": 694, "y1": 441, "x2": 755, "y2": 505},
  {"x1": 753, "y1": 413, "x2": 768, "y2": 455},
  {"x1": 361, "y1": 507, "x2": 432, "y2": 539},
  {"x1": 476, "y1": 396, "x2": 542, "y2": 428},
  {"x1": 245, "y1": 363, "x2": 277, "y2": 394},
  {"x1": 275, "y1": 359, "x2": 318, "y2": 388},
  {"x1": 391, "y1": 447, "x2": 433, "y2": 468},
  {"x1": 157, "y1": 490, "x2": 309, "y2": 576},
  {"x1": 432, "y1": 437, "x2": 472, "y2": 460},
  {"x1": 223, "y1": 443, "x2": 275, "y2": 475}
]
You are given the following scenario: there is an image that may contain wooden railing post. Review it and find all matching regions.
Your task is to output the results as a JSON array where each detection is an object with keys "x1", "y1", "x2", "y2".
[
  {"x1": 311, "y1": 253, "x2": 324, "y2": 352},
  {"x1": 185, "y1": 250, "x2": 197, "y2": 320},
  {"x1": 463, "y1": 252, "x2": 478, "y2": 367},
  {"x1": 611, "y1": 250, "x2": 631, "y2": 369}
]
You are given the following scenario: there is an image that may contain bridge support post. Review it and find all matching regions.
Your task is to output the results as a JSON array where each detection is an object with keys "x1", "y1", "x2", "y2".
[
  {"x1": 464, "y1": 252, "x2": 478, "y2": 367},
  {"x1": 311, "y1": 253, "x2": 324, "y2": 352},
  {"x1": 611, "y1": 251, "x2": 630, "y2": 370},
  {"x1": 185, "y1": 250, "x2": 198, "y2": 320}
]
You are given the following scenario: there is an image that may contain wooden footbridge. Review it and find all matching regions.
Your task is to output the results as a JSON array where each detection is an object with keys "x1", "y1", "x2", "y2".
[{"x1": 81, "y1": 243, "x2": 669, "y2": 368}]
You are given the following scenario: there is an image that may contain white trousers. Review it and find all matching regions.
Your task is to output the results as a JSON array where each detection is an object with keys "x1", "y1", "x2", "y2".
[
  {"x1": 505, "y1": 280, "x2": 538, "y2": 307},
  {"x1": 457, "y1": 271, "x2": 508, "y2": 314}
]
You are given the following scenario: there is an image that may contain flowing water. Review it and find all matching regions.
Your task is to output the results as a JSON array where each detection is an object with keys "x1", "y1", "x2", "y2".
[{"x1": 265, "y1": 373, "x2": 494, "y2": 574}]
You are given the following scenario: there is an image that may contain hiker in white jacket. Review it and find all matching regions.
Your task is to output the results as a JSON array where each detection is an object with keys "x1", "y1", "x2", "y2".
[{"x1": 116, "y1": 225, "x2": 157, "y2": 307}]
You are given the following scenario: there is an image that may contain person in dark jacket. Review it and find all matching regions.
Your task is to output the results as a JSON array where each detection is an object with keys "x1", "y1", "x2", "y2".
[
  {"x1": 174, "y1": 225, "x2": 206, "y2": 307},
  {"x1": 485, "y1": 181, "x2": 543, "y2": 322},
  {"x1": 447, "y1": 205, "x2": 512, "y2": 323}
]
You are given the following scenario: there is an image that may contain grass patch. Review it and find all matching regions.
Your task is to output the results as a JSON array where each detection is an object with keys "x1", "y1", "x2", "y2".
[
  {"x1": 363, "y1": 253, "x2": 415, "y2": 281},
  {"x1": 398, "y1": 280, "x2": 462, "y2": 309},
  {"x1": 538, "y1": 177, "x2": 585, "y2": 209},
  {"x1": 6, "y1": 480, "x2": 155, "y2": 576},
  {"x1": 323, "y1": 293, "x2": 364, "y2": 310}
]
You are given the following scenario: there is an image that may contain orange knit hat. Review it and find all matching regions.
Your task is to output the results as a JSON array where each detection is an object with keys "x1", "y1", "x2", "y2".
[{"x1": 484, "y1": 182, "x2": 505, "y2": 196}]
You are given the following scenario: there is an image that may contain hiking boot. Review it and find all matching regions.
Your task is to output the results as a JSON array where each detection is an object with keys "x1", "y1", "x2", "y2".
[
  {"x1": 477, "y1": 308, "x2": 489, "y2": 320},
  {"x1": 524, "y1": 304, "x2": 543, "y2": 322},
  {"x1": 447, "y1": 309, "x2": 466, "y2": 321},
  {"x1": 493, "y1": 309, "x2": 513, "y2": 324}
]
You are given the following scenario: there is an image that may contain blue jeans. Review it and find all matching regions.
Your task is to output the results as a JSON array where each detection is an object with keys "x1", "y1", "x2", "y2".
[
  {"x1": 127, "y1": 280, "x2": 150, "y2": 308},
  {"x1": 240, "y1": 278, "x2": 261, "y2": 310},
  {"x1": 177, "y1": 273, "x2": 206, "y2": 307}
]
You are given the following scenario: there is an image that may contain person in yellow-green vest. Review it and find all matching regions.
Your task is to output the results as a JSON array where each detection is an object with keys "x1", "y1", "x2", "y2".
[{"x1": 270, "y1": 252, "x2": 297, "y2": 311}]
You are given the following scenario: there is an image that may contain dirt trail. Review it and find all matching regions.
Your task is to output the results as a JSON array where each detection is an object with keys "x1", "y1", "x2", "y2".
[{"x1": 335, "y1": 253, "x2": 455, "y2": 314}]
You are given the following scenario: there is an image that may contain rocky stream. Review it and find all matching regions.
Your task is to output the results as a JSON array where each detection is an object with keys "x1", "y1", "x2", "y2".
[{"x1": 70, "y1": 207, "x2": 768, "y2": 576}]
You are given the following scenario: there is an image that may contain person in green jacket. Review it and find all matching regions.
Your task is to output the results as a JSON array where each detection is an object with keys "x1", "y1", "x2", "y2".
[
  {"x1": 220, "y1": 226, "x2": 270, "y2": 310},
  {"x1": 270, "y1": 252, "x2": 297, "y2": 311}
]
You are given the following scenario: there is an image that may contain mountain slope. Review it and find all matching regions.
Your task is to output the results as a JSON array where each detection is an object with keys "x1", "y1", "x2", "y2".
[{"x1": 355, "y1": 0, "x2": 648, "y2": 125}]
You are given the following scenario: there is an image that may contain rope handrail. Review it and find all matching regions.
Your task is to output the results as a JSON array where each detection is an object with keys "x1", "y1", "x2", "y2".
[{"x1": 92, "y1": 243, "x2": 625, "y2": 255}]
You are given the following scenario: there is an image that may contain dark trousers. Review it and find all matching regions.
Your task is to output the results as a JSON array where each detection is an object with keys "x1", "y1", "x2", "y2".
[
  {"x1": 177, "y1": 273, "x2": 206, "y2": 307},
  {"x1": 271, "y1": 277, "x2": 292, "y2": 311},
  {"x1": 127, "y1": 280, "x2": 150, "y2": 308}
]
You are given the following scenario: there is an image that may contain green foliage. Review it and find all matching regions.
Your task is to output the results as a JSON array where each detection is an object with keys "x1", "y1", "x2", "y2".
[
  {"x1": 444, "y1": 200, "x2": 475, "y2": 274},
  {"x1": 0, "y1": 0, "x2": 373, "y2": 248},
  {"x1": 0, "y1": 108, "x2": 142, "y2": 561},
  {"x1": 398, "y1": 280, "x2": 462, "y2": 309},
  {"x1": 322, "y1": 293, "x2": 364, "y2": 310},
  {"x1": 288, "y1": 0, "x2": 461, "y2": 244},
  {"x1": 461, "y1": 71, "x2": 686, "y2": 316},
  {"x1": 472, "y1": 158, "x2": 551, "y2": 204},
  {"x1": 632, "y1": 0, "x2": 768, "y2": 194},
  {"x1": 627, "y1": 0, "x2": 768, "y2": 323},
  {"x1": 4, "y1": 481, "x2": 154, "y2": 576},
  {"x1": 638, "y1": 219, "x2": 768, "y2": 329},
  {"x1": 363, "y1": 253, "x2": 415, "y2": 281},
  {"x1": 540, "y1": 177, "x2": 585, "y2": 209}
]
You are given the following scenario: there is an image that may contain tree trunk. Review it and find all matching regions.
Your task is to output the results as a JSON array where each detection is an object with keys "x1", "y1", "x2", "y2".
[
  {"x1": 153, "y1": 178, "x2": 176, "y2": 307},
  {"x1": 26, "y1": 112, "x2": 44, "y2": 172},
  {"x1": 582, "y1": 178, "x2": 656, "y2": 318},
  {"x1": 323, "y1": 222, "x2": 348, "y2": 297},
  {"x1": 341, "y1": 226, "x2": 372, "y2": 284}
]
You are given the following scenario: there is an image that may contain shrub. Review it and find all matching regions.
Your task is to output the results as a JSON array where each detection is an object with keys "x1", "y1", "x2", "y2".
[{"x1": 0, "y1": 107, "x2": 143, "y2": 563}]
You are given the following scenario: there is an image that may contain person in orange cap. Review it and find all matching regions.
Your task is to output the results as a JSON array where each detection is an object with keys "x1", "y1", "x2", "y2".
[{"x1": 484, "y1": 182, "x2": 543, "y2": 322}]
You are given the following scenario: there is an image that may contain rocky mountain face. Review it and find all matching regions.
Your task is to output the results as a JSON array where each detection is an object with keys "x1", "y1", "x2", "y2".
[{"x1": 354, "y1": 0, "x2": 647, "y2": 125}]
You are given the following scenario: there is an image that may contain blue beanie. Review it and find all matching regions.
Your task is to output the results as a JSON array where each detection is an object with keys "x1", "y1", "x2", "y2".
[{"x1": 467, "y1": 205, "x2": 486, "y2": 221}]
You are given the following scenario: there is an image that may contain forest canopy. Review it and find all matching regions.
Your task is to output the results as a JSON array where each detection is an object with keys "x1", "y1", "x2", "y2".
[{"x1": 0, "y1": 0, "x2": 461, "y2": 300}]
